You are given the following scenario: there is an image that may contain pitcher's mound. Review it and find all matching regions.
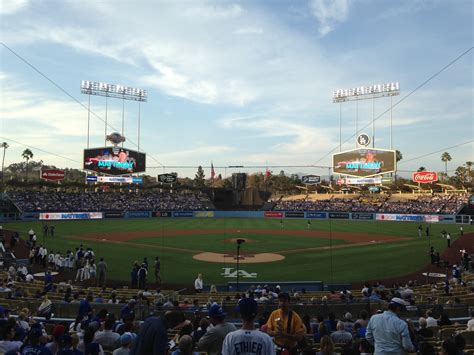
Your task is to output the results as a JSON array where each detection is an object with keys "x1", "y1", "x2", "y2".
[{"x1": 193, "y1": 252, "x2": 284, "y2": 263}]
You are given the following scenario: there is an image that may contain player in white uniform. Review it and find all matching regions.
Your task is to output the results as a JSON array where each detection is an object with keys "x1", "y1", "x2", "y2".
[{"x1": 222, "y1": 298, "x2": 275, "y2": 355}]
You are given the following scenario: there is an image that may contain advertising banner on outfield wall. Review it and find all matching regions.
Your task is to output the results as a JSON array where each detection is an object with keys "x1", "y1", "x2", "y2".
[
  {"x1": 104, "y1": 211, "x2": 123, "y2": 218},
  {"x1": 194, "y1": 211, "x2": 215, "y2": 218},
  {"x1": 376, "y1": 214, "x2": 440, "y2": 222},
  {"x1": 173, "y1": 211, "x2": 193, "y2": 218},
  {"x1": 351, "y1": 212, "x2": 374, "y2": 220},
  {"x1": 125, "y1": 211, "x2": 151, "y2": 218},
  {"x1": 306, "y1": 212, "x2": 327, "y2": 219},
  {"x1": 154, "y1": 211, "x2": 172, "y2": 217},
  {"x1": 39, "y1": 212, "x2": 103, "y2": 220},
  {"x1": 285, "y1": 211, "x2": 305, "y2": 218},
  {"x1": 264, "y1": 211, "x2": 284, "y2": 218},
  {"x1": 329, "y1": 212, "x2": 350, "y2": 219}
]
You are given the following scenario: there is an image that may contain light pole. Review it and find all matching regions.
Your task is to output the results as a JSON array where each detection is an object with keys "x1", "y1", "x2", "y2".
[
  {"x1": 236, "y1": 239, "x2": 245, "y2": 292},
  {"x1": 1, "y1": 142, "x2": 9, "y2": 186}
]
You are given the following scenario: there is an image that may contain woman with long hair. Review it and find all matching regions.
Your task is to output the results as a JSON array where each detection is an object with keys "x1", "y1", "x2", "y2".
[{"x1": 318, "y1": 335, "x2": 336, "y2": 355}]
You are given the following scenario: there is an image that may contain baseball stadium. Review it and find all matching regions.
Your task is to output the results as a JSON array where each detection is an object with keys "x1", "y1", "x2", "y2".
[{"x1": 1, "y1": 2, "x2": 474, "y2": 354}]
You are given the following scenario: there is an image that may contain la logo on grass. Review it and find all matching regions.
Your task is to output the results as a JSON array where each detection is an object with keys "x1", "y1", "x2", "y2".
[{"x1": 221, "y1": 268, "x2": 257, "y2": 278}]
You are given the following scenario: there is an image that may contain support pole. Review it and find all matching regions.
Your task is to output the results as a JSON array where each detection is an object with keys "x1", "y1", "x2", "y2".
[
  {"x1": 339, "y1": 102, "x2": 342, "y2": 152},
  {"x1": 355, "y1": 100, "x2": 358, "y2": 148},
  {"x1": 105, "y1": 94, "x2": 108, "y2": 146},
  {"x1": 122, "y1": 97, "x2": 125, "y2": 147},
  {"x1": 138, "y1": 102, "x2": 141, "y2": 152},
  {"x1": 372, "y1": 97, "x2": 375, "y2": 148},
  {"x1": 87, "y1": 94, "x2": 91, "y2": 148},
  {"x1": 390, "y1": 96, "x2": 393, "y2": 150}
]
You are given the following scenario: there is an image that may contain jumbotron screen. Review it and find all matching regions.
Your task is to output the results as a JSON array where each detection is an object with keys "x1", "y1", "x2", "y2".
[
  {"x1": 83, "y1": 147, "x2": 146, "y2": 176},
  {"x1": 333, "y1": 148, "x2": 396, "y2": 178}
]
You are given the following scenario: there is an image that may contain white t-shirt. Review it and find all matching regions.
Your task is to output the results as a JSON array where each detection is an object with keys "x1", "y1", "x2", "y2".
[
  {"x1": 222, "y1": 329, "x2": 276, "y2": 355},
  {"x1": 467, "y1": 318, "x2": 474, "y2": 331}
]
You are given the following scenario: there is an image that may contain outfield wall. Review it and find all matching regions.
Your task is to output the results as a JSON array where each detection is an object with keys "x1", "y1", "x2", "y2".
[{"x1": 13, "y1": 210, "x2": 468, "y2": 224}]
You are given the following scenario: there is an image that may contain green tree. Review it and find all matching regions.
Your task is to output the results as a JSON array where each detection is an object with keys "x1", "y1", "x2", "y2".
[
  {"x1": 441, "y1": 152, "x2": 452, "y2": 176},
  {"x1": 454, "y1": 166, "x2": 467, "y2": 185},
  {"x1": 21, "y1": 148, "x2": 34, "y2": 182},
  {"x1": 1, "y1": 142, "x2": 9, "y2": 185},
  {"x1": 417, "y1": 166, "x2": 426, "y2": 172},
  {"x1": 465, "y1": 161, "x2": 473, "y2": 183},
  {"x1": 194, "y1": 165, "x2": 205, "y2": 187},
  {"x1": 396, "y1": 150, "x2": 403, "y2": 163}
]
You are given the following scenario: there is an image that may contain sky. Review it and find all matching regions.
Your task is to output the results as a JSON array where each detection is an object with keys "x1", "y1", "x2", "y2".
[{"x1": 0, "y1": 0, "x2": 473, "y2": 179}]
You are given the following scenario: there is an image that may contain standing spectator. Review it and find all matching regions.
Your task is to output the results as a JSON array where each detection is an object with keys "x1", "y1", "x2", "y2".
[
  {"x1": 130, "y1": 311, "x2": 186, "y2": 355},
  {"x1": 460, "y1": 225, "x2": 463, "y2": 236},
  {"x1": 222, "y1": 297, "x2": 275, "y2": 355},
  {"x1": 43, "y1": 224, "x2": 49, "y2": 238},
  {"x1": 194, "y1": 273, "x2": 203, "y2": 293},
  {"x1": 446, "y1": 233, "x2": 451, "y2": 247},
  {"x1": 0, "y1": 323, "x2": 23, "y2": 353},
  {"x1": 50, "y1": 225, "x2": 55, "y2": 237},
  {"x1": 32, "y1": 233, "x2": 37, "y2": 247},
  {"x1": 94, "y1": 257, "x2": 105, "y2": 284},
  {"x1": 366, "y1": 297, "x2": 415, "y2": 354},
  {"x1": 138, "y1": 264, "x2": 147, "y2": 289},
  {"x1": 95, "y1": 316, "x2": 120, "y2": 349},
  {"x1": 28, "y1": 229, "x2": 35, "y2": 242},
  {"x1": 418, "y1": 225, "x2": 423, "y2": 238},
  {"x1": 197, "y1": 304, "x2": 236, "y2": 355},
  {"x1": 130, "y1": 264, "x2": 138, "y2": 289},
  {"x1": 154, "y1": 256, "x2": 161, "y2": 285},
  {"x1": 265, "y1": 293, "x2": 306, "y2": 354}
]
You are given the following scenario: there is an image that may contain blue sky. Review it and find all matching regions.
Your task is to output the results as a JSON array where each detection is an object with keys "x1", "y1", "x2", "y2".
[{"x1": 1, "y1": 0, "x2": 472, "y2": 179}]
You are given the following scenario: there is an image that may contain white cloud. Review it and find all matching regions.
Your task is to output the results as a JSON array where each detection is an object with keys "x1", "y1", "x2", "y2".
[
  {"x1": 233, "y1": 27, "x2": 264, "y2": 35},
  {"x1": 184, "y1": 3, "x2": 243, "y2": 19},
  {"x1": 0, "y1": 0, "x2": 28, "y2": 15},
  {"x1": 309, "y1": 0, "x2": 350, "y2": 36}
]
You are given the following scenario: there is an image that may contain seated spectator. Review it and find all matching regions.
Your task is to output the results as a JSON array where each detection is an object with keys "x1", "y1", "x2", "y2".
[
  {"x1": 172, "y1": 334, "x2": 198, "y2": 355},
  {"x1": 438, "y1": 313, "x2": 452, "y2": 327},
  {"x1": 46, "y1": 324, "x2": 66, "y2": 354},
  {"x1": 330, "y1": 321, "x2": 352, "y2": 345},
  {"x1": 317, "y1": 335, "x2": 335, "y2": 355},
  {"x1": 467, "y1": 309, "x2": 474, "y2": 331},
  {"x1": 113, "y1": 332, "x2": 133, "y2": 355},
  {"x1": 193, "y1": 318, "x2": 210, "y2": 343},
  {"x1": 314, "y1": 323, "x2": 329, "y2": 343},
  {"x1": 0, "y1": 322, "x2": 23, "y2": 354},
  {"x1": 57, "y1": 334, "x2": 82, "y2": 355},
  {"x1": 425, "y1": 311, "x2": 438, "y2": 328},
  {"x1": 417, "y1": 318, "x2": 433, "y2": 338},
  {"x1": 21, "y1": 326, "x2": 52, "y2": 355}
]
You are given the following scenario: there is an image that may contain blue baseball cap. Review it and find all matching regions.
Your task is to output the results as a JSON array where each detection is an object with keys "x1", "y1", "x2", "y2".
[
  {"x1": 237, "y1": 298, "x2": 258, "y2": 318},
  {"x1": 208, "y1": 304, "x2": 226, "y2": 318},
  {"x1": 120, "y1": 332, "x2": 133, "y2": 345}
]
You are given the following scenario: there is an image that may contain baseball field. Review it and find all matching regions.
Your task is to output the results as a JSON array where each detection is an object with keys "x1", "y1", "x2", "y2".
[{"x1": 5, "y1": 218, "x2": 473, "y2": 286}]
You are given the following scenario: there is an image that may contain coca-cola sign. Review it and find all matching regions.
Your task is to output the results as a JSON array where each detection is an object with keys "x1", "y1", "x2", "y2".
[
  {"x1": 412, "y1": 171, "x2": 438, "y2": 183},
  {"x1": 41, "y1": 169, "x2": 65, "y2": 181}
]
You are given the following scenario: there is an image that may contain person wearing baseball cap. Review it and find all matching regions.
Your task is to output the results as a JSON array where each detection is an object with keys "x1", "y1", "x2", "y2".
[
  {"x1": 265, "y1": 293, "x2": 306, "y2": 355},
  {"x1": 366, "y1": 297, "x2": 415, "y2": 354},
  {"x1": 197, "y1": 304, "x2": 236, "y2": 355},
  {"x1": 222, "y1": 298, "x2": 275, "y2": 355}
]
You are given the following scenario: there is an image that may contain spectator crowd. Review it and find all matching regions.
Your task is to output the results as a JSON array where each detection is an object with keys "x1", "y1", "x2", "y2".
[{"x1": 275, "y1": 193, "x2": 469, "y2": 214}]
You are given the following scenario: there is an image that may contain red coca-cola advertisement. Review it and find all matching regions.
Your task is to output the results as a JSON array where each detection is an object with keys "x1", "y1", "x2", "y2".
[
  {"x1": 412, "y1": 171, "x2": 438, "y2": 183},
  {"x1": 41, "y1": 169, "x2": 65, "y2": 181}
]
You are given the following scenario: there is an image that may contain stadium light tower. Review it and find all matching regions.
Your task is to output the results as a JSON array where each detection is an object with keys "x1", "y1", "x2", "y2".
[
  {"x1": 332, "y1": 82, "x2": 400, "y2": 150},
  {"x1": 80, "y1": 81, "x2": 148, "y2": 150}
]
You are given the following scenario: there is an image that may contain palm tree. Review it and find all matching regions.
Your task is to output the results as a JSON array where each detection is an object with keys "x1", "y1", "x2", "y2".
[
  {"x1": 441, "y1": 152, "x2": 452, "y2": 176},
  {"x1": 22, "y1": 148, "x2": 34, "y2": 182},
  {"x1": 417, "y1": 166, "x2": 426, "y2": 172},
  {"x1": 466, "y1": 161, "x2": 473, "y2": 183},
  {"x1": 1, "y1": 142, "x2": 9, "y2": 185},
  {"x1": 395, "y1": 150, "x2": 403, "y2": 163}
]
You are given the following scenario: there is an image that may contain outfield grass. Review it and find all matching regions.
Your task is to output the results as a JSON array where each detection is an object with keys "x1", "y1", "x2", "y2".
[{"x1": 4, "y1": 218, "x2": 472, "y2": 285}]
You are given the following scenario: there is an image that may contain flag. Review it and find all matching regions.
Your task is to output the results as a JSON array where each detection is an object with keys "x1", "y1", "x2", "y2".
[
  {"x1": 265, "y1": 167, "x2": 271, "y2": 180},
  {"x1": 211, "y1": 162, "x2": 216, "y2": 180}
]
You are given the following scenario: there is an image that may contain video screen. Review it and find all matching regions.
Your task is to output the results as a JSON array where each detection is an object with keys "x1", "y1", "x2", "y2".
[
  {"x1": 83, "y1": 147, "x2": 146, "y2": 175},
  {"x1": 333, "y1": 148, "x2": 396, "y2": 177}
]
